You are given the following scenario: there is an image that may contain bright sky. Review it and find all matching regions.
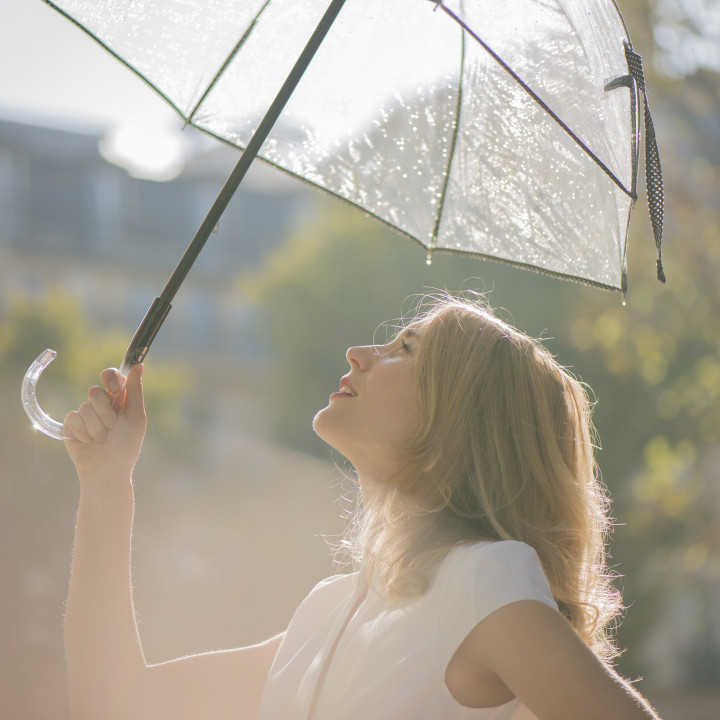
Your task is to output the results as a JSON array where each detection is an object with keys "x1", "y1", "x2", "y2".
[
  {"x1": 0, "y1": 0, "x2": 187, "y2": 178},
  {"x1": 0, "y1": 0, "x2": 457, "y2": 179}
]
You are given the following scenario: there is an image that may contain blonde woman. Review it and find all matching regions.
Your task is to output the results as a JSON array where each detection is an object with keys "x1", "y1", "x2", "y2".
[{"x1": 63, "y1": 294, "x2": 662, "y2": 720}]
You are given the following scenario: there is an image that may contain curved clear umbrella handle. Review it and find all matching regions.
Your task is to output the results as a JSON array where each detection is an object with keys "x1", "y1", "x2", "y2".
[
  {"x1": 21, "y1": 347, "x2": 136, "y2": 442},
  {"x1": 21, "y1": 349, "x2": 69, "y2": 440},
  {"x1": 21, "y1": 297, "x2": 171, "y2": 441}
]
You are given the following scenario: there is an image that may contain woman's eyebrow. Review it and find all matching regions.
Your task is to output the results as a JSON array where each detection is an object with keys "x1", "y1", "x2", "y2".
[{"x1": 385, "y1": 327, "x2": 417, "y2": 347}]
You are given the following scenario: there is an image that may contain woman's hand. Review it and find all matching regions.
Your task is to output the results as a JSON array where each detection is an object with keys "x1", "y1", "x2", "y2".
[{"x1": 63, "y1": 364, "x2": 147, "y2": 481}]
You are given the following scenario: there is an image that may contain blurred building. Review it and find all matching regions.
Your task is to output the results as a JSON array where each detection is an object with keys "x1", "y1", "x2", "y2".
[{"x1": 0, "y1": 112, "x2": 311, "y2": 361}]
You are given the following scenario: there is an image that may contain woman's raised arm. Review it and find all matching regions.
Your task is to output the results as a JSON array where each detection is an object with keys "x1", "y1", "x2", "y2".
[{"x1": 63, "y1": 365, "x2": 280, "y2": 720}]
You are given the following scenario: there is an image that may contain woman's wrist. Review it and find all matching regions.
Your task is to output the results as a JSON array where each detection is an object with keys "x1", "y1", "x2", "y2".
[{"x1": 78, "y1": 470, "x2": 135, "y2": 505}]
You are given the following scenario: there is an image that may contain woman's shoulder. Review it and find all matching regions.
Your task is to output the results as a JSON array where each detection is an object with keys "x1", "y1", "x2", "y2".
[
  {"x1": 274, "y1": 571, "x2": 359, "y2": 644},
  {"x1": 444, "y1": 538, "x2": 543, "y2": 572},
  {"x1": 436, "y1": 540, "x2": 556, "y2": 610},
  {"x1": 448, "y1": 540, "x2": 537, "y2": 562},
  {"x1": 433, "y1": 540, "x2": 557, "y2": 668},
  {"x1": 293, "y1": 570, "x2": 360, "y2": 614},
  {"x1": 306, "y1": 570, "x2": 358, "y2": 597},
  {"x1": 419, "y1": 541, "x2": 546, "y2": 617}
]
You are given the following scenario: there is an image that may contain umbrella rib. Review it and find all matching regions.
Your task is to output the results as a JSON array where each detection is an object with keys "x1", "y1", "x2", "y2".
[
  {"x1": 42, "y1": 1, "x2": 187, "y2": 121},
  {"x1": 186, "y1": 0, "x2": 273, "y2": 126},
  {"x1": 432, "y1": 0, "x2": 634, "y2": 200},
  {"x1": 429, "y1": 23, "x2": 466, "y2": 256}
]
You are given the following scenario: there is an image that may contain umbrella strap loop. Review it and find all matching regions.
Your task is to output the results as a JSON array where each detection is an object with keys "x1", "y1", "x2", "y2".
[{"x1": 625, "y1": 45, "x2": 666, "y2": 283}]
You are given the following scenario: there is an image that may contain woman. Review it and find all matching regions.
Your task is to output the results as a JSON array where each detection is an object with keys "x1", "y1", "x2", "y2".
[{"x1": 63, "y1": 294, "x2": 662, "y2": 720}]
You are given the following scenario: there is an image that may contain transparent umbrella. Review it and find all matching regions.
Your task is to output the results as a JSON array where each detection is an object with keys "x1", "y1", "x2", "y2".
[{"x1": 23, "y1": 0, "x2": 665, "y2": 439}]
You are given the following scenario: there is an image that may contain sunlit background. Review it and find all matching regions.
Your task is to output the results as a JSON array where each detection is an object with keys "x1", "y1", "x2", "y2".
[{"x1": 1, "y1": 1, "x2": 719, "y2": 718}]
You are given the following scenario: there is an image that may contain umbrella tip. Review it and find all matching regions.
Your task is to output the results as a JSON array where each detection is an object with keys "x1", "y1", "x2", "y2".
[{"x1": 657, "y1": 258, "x2": 666, "y2": 284}]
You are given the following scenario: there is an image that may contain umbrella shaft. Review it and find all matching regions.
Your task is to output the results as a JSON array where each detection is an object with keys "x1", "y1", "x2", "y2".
[{"x1": 124, "y1": 0, "x2": 348, "y2": 369}]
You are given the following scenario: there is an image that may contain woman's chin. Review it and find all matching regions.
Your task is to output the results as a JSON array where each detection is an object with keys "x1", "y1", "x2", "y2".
[
  {"x1": 312, "y1": 410, "x2": 352, "y2": 461},
  {"x1": 312, "y1": 406, "x2": 335, "y2": 446},
  {"x1": 311, "y1": 405, "x2": 326, "y2": 434}
]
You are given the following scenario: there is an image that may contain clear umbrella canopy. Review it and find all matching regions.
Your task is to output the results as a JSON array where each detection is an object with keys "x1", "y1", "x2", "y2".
[
  {"x1": 48, "y1": 0, "x2": 655, "y2": 291},
  {"x1": 25, "y1": 0, "x2": 665, "y2": 440}
]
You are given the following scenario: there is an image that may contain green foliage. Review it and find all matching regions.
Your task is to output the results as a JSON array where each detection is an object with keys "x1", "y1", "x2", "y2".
[
  {"x1": 1, "y1": 289, "x2": 124, "y2": 390},
  {"x1": 555, "y1": 65, "x2": 720, "y2": 679}
]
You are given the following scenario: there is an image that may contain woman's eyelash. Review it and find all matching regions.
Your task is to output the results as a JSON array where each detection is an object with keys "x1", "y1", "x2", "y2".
[{"x1": 401, "y1": 340, "x2": 412, "y2": 353}]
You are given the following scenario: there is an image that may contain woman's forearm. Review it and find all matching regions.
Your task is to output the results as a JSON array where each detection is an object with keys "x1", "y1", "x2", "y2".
[
  {"x1": 66, "y1": 472, "x2": 145, "y2": 719},
  {"x1": 61, "y1": 366, "x2": 282, "y2": 720}
]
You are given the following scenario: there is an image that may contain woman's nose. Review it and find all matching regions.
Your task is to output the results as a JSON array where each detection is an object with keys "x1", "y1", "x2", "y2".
[{"x1": 346, "y1": 345, "x2": 374, "y2": 369}]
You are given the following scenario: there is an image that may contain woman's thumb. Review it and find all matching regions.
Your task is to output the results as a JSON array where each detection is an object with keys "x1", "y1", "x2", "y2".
[{"x1": 124, "y1": 363, "x2": 146, "y2": 421}]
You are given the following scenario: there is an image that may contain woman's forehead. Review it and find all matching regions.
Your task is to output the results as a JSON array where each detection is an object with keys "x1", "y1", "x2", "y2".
[
  {"x1": 386, "y1": 302, "x2": 507, "y2": 342},
  {"x1": 375, "y1": 321, "x2": 421, "y2": 341}
]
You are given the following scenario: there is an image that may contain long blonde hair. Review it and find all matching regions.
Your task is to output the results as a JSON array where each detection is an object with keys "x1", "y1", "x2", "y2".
[{"x1": 346, "y1": 293, "x2": 621, "y2": 662}]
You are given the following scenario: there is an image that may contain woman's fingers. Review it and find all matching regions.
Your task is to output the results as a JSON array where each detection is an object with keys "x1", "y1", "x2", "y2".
[
  {"x1": 123, "y1": 364, "x2": 145, "y2": 423},
  {"x1": 77, "y1": 400, "x2": 108, "y2": 443},
  {"x1": 100, "y1": 368, "x2": 127, "y2": 412},
  {"x1": 63, "y1": 366, "x2": 126, "y2": 443},
  {"x1": 63, "y1": 410, "x2": 92, "y2": 443},
  {"x1": 88, "y1": 385, "x2": 118, "y2": 430},
  {"x1": 100, "y1": 368, "x2": 122, "y2": 394},
  {"x1": 62, "y1": 366, "x2": 145, "y2": 445},
  {"x1": 64, "y1": 399, "x2": 109, "y2": 444}
]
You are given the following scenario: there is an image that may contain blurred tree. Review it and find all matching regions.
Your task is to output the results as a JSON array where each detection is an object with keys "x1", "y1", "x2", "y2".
[
  {"x1": 651, "y1": 0, "x2": 720, "y2": 79},
  {"x1": 562, "y1": 137, "x2": 720, "y2": 683},
  {"x1": 554, "y1": 0, "x2": 720, "y2": 681}
]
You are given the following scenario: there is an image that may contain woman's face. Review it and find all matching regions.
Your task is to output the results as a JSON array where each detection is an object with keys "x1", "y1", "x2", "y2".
[{"x1": 313, "y1": 328, "x2": 420, "y2": 481}]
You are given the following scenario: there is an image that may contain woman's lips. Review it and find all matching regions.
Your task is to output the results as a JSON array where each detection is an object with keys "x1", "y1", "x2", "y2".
[{"x1": 330, "y1": 377, "x2": 356, "y2": 399}]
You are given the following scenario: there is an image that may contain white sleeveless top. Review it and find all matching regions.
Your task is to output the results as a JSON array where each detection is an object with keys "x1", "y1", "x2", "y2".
[{"x1": 258, "y1": 540, "x2": 556, "y2": 720}]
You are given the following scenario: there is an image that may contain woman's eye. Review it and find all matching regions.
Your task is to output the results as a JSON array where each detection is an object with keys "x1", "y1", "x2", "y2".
[{"x1": 401, "y1": 340, "x2": 412, "y2": 354}]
